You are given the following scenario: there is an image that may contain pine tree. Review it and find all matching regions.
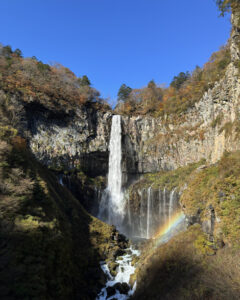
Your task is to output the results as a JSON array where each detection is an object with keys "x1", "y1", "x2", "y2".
[
  {"x1": 78, "y1": 75, "x2": 91, "y2": 86},
  {"x1": 117, "y1": 84, "x2": 132, "y2": 102}
]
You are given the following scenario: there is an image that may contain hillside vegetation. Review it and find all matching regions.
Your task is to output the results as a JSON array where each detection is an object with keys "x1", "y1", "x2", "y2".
[
  {"x1": 129, "y1": 149, "x2": 240, "y2": 299},
  {"x1": 0, "y1": 44, "x2": 110, "y2": 113},
  {"x1": 131, "y1": 150, "x2": 240, "y2": 249},
  {"x1": 116, "y1": 44, "x2": 231, "y2": 117},
  {"x1": 133, "y1": 225, "x2": 240, "y2": 300},
  {"x1": 116, "y1": 1, "x2": 240, "y2": 118},
  {"x1": 0, "y1": 105, "x2": 124, "y2": 299}
]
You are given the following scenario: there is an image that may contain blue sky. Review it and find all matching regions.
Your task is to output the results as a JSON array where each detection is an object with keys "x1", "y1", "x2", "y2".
[{"x1": 0, "y1": 0, "x2": 231, "y2": 105}]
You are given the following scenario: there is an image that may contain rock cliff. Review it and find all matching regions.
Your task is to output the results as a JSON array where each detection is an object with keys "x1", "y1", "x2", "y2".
[
  {"x1": 121, "y1": 11, "x2": 240, "y2": 175},
  {"x1": 3, "y1": 10, "x2": 239, "y2": 181},
  {"x1": 0, "y1": 91, "x2": 112, "y2": 176}
]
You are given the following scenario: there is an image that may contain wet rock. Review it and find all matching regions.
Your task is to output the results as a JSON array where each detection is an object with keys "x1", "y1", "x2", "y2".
[
  {"x1": 115, "y1": 233, "x2": 127, "y2": 243},
  {"x1": 108, "y1": 261, "x2": 119, "y2": 277},
  {"x1": 116, "y1": 256, "x2": 123, "y2": 261},
  {"x1": 113, "y1": 248, "x2": 126, "y2": 258},
  {"x1": 202, "y1": 205, "x2": 215, "y2": 240},
  {"x1": 131, "y1": 255, "x2": 139, "y2": 266},
  {"x1": 113, "y1": 282, "x2": 130, "y2": 295},
  {"x1": 186, "y1": 209, "x2": 201, "y2": 226},
  {"x1": 106, "y1": 286, "x2": 116, "y2": 298}
]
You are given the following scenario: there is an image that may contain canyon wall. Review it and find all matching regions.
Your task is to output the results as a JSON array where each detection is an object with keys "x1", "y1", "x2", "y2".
[
  {"x1": 121, "y1": 11, "x2": 240, "y2": 174},
  {"x1": 10, "y1": 12, "x2": 239, "y2": 181},
  {"x1": 1, "y1": 8, "x2": 240, "y2": 241}
]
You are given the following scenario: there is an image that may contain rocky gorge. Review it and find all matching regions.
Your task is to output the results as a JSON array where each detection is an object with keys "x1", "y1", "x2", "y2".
[
  {"x1": 1, "y1": 2, "x2": 240, "y2": 299},
  {"x1": 3, "y1": 8, "x2": 238, "y2": 241}
]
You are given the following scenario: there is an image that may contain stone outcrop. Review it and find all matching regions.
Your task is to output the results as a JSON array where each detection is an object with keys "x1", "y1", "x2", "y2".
[
  {"x1": 120, "y1": 10, "x2": 240, "y2": 176},
  {"x1": 121, "y1": 67, "x2": 240, "y2": 175},
  {"x1": 0, "y1": 93, "x2": 112, "y2": 176},
  {"x1": 27, "y1": 103, "x2": 112, "y2": 176},
  {"x1": 3, "y1": 10, "x2": 239, "y2": 181},
  {"x1": 1, "y1": 9, "x2": 240, "y2": 225}
]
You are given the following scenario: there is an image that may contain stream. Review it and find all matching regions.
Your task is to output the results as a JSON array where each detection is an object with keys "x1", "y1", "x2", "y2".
[{"x1": 97, "y1": 247, "x2": 140, "y2": 300}]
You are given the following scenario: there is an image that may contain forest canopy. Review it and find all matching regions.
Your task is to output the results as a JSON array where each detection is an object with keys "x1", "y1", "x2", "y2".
[
  {"x1": 0, "y1": 44, "x2": 109, "y2": 112},
  {"x1": 116, "y1": 44, "x2": 231, "y2": 117}
]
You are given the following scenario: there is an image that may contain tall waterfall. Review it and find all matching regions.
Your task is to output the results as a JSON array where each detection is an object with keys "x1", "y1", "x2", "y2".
[
  {"x1": 98, "y1": 115, "x2": 125, "y2": 228},
  {"x1": 146, "y1": 187, "x2": 152, "y2": 239},
  {"x1": 98, "y1": 115, "x2": 184, "y2": 239}
]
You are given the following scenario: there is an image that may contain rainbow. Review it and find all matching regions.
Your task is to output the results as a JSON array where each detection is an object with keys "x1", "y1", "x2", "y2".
[{"x1": 152, "y1": 211, "x2": 186, "y2": 248}]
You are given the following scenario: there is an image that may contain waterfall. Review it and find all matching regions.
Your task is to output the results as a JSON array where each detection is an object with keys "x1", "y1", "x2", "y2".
[
  {"x1": 169, "y1": 188, "x2": 176, "y2": 224},
  {"x1": 146, "y1": 187, "x2": 153, "y2": 239},
  {"x1": 147, "y1": 187, "x2": 151, "y2": 239},
  {"x1": 97, "y1": 115, "x2": 183, "y2": 240},
  {"x1": 159, "y1": 189, "x2": 162, "y2": 220},
  {"x1": 139, "y1": 189, "x2": 144, "y2": 238},
  {"x1": 163, "y1": 188, "x2": 167, "y2": 225},
  {"x1": 128, "y1": 186, "x2": 182, "y2": 239},
  {"x1": 98, "y1": 115, "x2": 125, "y2": 228}
]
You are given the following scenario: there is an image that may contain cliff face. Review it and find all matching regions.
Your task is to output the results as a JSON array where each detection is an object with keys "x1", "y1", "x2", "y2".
[
  {"x1": 5, "y1": 10, "x2": 239, "y2": 180},
  {"x1": 28, "y1": 103, "x2": 112, "y2": 176},
  {"x1": 0, "y1": 92, "x2": 112, "y2": 177},
  {"x1": 1, "y1": 9, "x2": 240, "y2": 239},
  {"x1": 121, "y1": 27, "x2": 240, "y2": 175}
]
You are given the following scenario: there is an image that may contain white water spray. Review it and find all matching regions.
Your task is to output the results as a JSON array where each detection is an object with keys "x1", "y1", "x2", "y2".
[
  {"x1": 98, "y1": 115, "x2": 125, "y2": 227},
  {"x1": 169, "y1": 188, "x2": 176, "y2": 224},
  {"x1": 146, "y1": 187, "x2": 152, "y2": 239},
  {"x1": 97, "y1": 247, "x2": 140, "y2": 300},
  {"x1": 163, "y1": 188, "x2": 167, "y2": 225}
]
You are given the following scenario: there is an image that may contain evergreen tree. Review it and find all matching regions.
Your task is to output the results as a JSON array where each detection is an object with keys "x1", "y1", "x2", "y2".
[
  {"x1": 147, "y1": 80, "x2": 157, "y2": 89},
  {"x1": 170, "y1": 71, "x2": 190, "y2": 90},
  {"x1": 78, "y1": 75, "x2": 91, "y2": 86},
  {"x1": 14, "y1": 48, "x2": 23, "y2": 57},
  {"x1": 117, "y1": 84, "x2": 132, "y2": 102},
  {"x1": 2, "y1": 45, "x2": 13, "y2": 58}
]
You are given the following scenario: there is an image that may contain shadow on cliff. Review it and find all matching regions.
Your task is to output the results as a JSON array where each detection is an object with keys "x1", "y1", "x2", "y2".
[
  {"x1": 0, "y1": 145, "x2": 111, "y2": 300},
  {"x1": 133, "y1": 225, "x2": 240, "y2": 300}
]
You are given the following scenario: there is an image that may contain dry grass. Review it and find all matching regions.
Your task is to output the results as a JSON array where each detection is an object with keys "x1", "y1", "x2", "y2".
[{"x1": 133, "y1": 225, "x2": 240, "y2": 300}]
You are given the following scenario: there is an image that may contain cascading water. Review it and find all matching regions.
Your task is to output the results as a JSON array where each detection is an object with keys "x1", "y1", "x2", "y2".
[
  {"x1": 126, "y1": 187, "x2": 183, "y2": 239},
  {"x1": 97, "y1": 247, "x2": 140, "y2": 300},
  {"x1": 169, "y1": 188, "x2": 176, "y2": 225},
  {"x1": 97, "y1": 115, "x2": 184, "y2": 241},
  {"x1": 98, "y1": 115, "x2": 125, "y2": 228},
  {"x1": 163, "y1": 188, "x2": 167, "y2": 225},
  {"x1": 139, "y1": 189, "x2": 144, "y2": 238},
  {"x1": 146, "y1": 187, "x2": 152, "y2": 239}
]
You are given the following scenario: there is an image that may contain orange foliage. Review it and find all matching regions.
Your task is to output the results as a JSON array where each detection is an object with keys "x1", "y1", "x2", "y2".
[
  {"x1": 117, "y1": 45, "x2": 230, "y2": 117},
  {"x1": 0, "y1": 47, "x2": 106, "y2": 111}
]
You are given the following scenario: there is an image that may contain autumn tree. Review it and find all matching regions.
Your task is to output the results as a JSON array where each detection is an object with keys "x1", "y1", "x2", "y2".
[
  {"x1": 216, "y1": 0, "x2": 232, "y2": 15},
  {"x1": 0, "y1": 43, "x2": 105, "y2": 108},
  {"x1": 170, "y1": 71, "x2": 190, "y2": 90}
]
